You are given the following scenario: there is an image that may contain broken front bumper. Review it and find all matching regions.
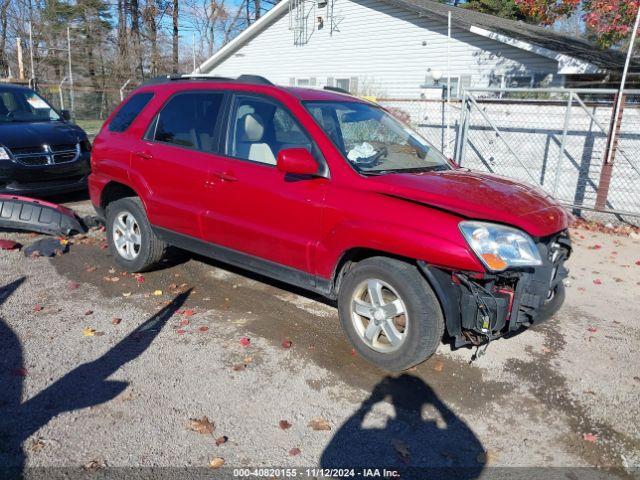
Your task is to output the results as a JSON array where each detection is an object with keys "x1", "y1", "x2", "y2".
[{"x1": 420, "y1": 230, "x2": 571, "y2": 346}]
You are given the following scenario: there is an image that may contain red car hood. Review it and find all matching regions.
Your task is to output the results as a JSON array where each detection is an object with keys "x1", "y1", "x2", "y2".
[{"x1": 368, "y1": 170, "x2": 569, "y2": 237}]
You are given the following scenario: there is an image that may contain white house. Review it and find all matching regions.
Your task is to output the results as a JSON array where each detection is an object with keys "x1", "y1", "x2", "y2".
[{"x1": 194, "y1": 0, "x2": 633, "y2": 99}]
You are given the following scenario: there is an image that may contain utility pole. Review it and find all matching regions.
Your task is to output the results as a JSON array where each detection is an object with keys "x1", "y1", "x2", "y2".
[
  {"x1": 16, "y1": 38, "x2": 25, "y2": 80},
  {"x1": 67, "y1": 27, "x2": 74, "y2": 116},
  {"x1": 192, "y1": 32, "x2": 196, "y2": 72},
  {"x1": 595, "y1": 4, "x2": 640, "y2": 211},
  {"x1": 28, "y1": 21, "x2": 35, "y2": 84}
]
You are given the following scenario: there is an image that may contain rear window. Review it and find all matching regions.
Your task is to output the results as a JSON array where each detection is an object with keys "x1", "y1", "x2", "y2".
[{"x1": 108, "y1": 92, "x2": 153, "y2": 132}]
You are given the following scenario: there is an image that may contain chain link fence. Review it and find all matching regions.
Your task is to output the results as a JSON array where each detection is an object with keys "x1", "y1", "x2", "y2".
[
  {"x1": 37, "y1": 83, "x2": 139, "y2": 136},
  {"x1": 30, "y1": 83, "x2": 640, "y2": 224},
  {"x1": 378, "y1": 89, "x2": 640, "y2": 225}
]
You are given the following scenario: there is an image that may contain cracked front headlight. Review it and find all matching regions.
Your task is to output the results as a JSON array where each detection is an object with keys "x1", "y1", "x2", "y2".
[{"x1": 460, "y1": 221, "x2": 542, "y2": 272}]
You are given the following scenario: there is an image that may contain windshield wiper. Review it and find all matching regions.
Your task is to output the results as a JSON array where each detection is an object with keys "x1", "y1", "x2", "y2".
[{"x1": 360, "y1": 165, "x2": 448, "y2": 176}]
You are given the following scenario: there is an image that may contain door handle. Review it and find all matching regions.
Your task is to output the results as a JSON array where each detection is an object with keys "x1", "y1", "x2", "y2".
[
  {"x1": 212, "y1": 171, "x2": 238, "y2": 182},
  {"x1": 133, "y1": 150, "x2": 153, "y2": 160}
]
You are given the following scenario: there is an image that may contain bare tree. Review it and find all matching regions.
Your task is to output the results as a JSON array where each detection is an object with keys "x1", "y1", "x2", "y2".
[{"x1": 172, "y1": 0, "x2": 179, "y2": 72}]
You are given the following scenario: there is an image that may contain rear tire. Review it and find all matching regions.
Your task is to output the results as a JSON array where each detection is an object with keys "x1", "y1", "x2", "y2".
[
  {"x1": 105, "y1": 197, "x2": 166, "y2": 272},
  {"x1": 337, "y1": 257, "x2": 444, "y2": 371}
]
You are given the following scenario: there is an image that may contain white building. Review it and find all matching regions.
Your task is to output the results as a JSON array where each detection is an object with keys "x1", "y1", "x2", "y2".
[{"x1": 194, "y1": 0, "x2": 632, "y2": 99}]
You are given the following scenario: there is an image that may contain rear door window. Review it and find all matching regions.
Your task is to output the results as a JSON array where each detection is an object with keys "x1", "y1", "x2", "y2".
[
  {"x1": 108, "y1": 92, "x2": 154, "y2": 132},
  {"x1": 152, "y1": 92, "x2": 225, "y2": 153}
]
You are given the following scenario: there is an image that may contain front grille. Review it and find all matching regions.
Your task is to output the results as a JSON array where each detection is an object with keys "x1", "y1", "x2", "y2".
[{"x1": 8, "y1": 143, "x2": 80, "y2": 166}]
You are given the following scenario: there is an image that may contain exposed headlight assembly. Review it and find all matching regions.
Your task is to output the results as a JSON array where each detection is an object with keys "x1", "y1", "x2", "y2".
[
  {"x1": 0, "y1": 146, "x2": 11, "y2": 161},
  {"x1": 460, "y1": 221, "x2": 542, "y2": 272}
]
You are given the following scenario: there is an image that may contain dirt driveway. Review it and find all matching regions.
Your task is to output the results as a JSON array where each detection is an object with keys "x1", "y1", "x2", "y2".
[{"x1": 1, "y1": 194, "x2": 639, "y2": 479}]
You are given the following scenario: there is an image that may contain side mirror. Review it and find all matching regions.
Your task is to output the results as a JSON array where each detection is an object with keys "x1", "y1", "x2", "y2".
[
  {"x1": 277, "y1": 148, "x2": 318, "y2": 176},
  {"x1": 60, "y1": 109, "x2": 71, "y2": 121}
]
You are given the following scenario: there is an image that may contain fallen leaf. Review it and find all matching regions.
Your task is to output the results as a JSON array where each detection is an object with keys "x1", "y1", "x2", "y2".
[
  {"x1": 433, "y1": 359, "x2": 444, "y2": 372},
  {"x1": 208, "y1": 457, "x2": 225, "y2": 469},
  {"x1": 279, "y1": 420, "x2": 292, "y2": 430},
  {"x1": 308, "y1": 418, "x2": 331, "y2": 431},
  {"x1": 188, "y1": 416, "x2": 215, "y2": 435},
  {"x1": 111, "y1": 318, "x2": 122, "y2": 325},
  {"x1": 636, "y1": 260, "x2": 640, "y2": 266},
  {"x1": 232, "y1": 363, "x2": 246, "y2": 371},
  {"x1": 593, "y1": 279, "x2": 602, "y2": 285},
  {"x1": 84, "y1": 310, "x2": 94, "y2": 316},
  {"x1": 122, "y1": 292, "x2": 132, "y2": 297},
  {"x1": 136, "y1": 275, "x2": 145, "y2": 283},
  {"x1": 83, "y1": 459, "x2": 106, "y2": 472},
  {"x1": 176, "y1": 329, "x2": 186, "y2": 335},
  {"x1": 198, "y1": 326, "x2": 209, "y2": 333},
  {"x1": 215, "y1": 436, "x2": 228, "y2": 446},
  {"x1": 289, "y1": 448, "x2": 301, "y2": 456},
  {"x1": 28, "y1": 438, "x2": 45, "y2": 452},
  {"x1": 153, "y1": 290, "x2": 163, "y2": 296},
  {"x1": 589, "y1": 244, "x2": 602, "y2": 250},
  {"x1": 282, "y1": 339, "x2": 293, "y2": 349},
  {"x1": 0, "y1": 239, "x2": 21, "y2": 250},
  {"x1": 68, "y1": 281, "x2": 80, "y2": 290},
  {"x1": 583, "y1": 432, "x2": 598, "y2": 443},
  {"x1": 240, "y1": 336, "x2": 251, "y2": 347},
  {"x1": 33, "y1": 304, "x2": 43, "y2": 312},
  {"x1": 350, "y1": 349, "x2": 356, "y2": 356},
  {"x1": 476, "y1": 450, "x2": 497, "y2": 464},
  {"x1": 392, "y1": 439, "x2": 410, "y2": 461},
  {"x1": 94, "y1": 331, "x2": 105, "y2": 337},
  {"x1": 243, "y1": 356, "x2": 253, "y2": 364},
  {"x1": 83, "y1": 327, "x2": 96, "y2": 337},
  {"x1": 179, "y1": 319, "x2": 190, "y2": 327},
  {"x1": 587, "y1": 327, "x2": 597, "y2": 333},
  {"x1": 183, "y1": 309, "x2": 196, "y2": 317},
  {"x1": 86, "y1": 266, "x2": 97, "y2": 273}
]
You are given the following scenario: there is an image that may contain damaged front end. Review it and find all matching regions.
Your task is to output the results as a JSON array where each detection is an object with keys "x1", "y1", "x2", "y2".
[{"x1": 420, "y1": 230, "x2": 572, "y2": 348}]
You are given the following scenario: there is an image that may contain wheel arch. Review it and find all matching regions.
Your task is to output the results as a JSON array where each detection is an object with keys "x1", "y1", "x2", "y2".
[{"x1": 330, "y1": 248, "x2": 458, "y2": 338}]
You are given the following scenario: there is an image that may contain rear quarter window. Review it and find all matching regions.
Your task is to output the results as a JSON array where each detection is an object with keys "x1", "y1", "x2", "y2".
[{"x1": 108, "y1": 92, "x2": 154, "y2": 132}]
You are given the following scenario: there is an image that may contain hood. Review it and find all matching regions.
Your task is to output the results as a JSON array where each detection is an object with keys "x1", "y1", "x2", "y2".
[
  {"x1": 368, "y1": 169, "x2": 569, "y2": 237},
  {"x1": 0, "y1": 121, "x2": 87, "y2": 150}
]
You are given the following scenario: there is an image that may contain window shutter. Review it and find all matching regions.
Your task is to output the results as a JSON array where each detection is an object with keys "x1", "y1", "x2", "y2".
[
  {"x1": 310, "y1": 77, "x2": 317, "y2": 86},
  {"x1": 350, "y1": 76, "x2": 359, "y2": 93},
  {"x1": 460, "y1": 75, "x2": 472, "y2": 92},
  {"x1": 326, "y1": 77, "x2": 334, "y2": 87},
  {"x1": 289, "y1": 77, "x2": 295, "y2": 86}
]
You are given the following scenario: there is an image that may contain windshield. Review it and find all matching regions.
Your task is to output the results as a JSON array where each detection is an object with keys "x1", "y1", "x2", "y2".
[
  {"x1": 0, "y1": 89, "x2": 61, "y2": 123},
  {"x1": 304, "y1": 101, "x2": 449, "y2": 174}
]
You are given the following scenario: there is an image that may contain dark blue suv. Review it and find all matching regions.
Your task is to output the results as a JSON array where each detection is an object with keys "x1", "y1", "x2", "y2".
[{"x1": 0, "y1": 84, "x2": 91, "y2": 196}]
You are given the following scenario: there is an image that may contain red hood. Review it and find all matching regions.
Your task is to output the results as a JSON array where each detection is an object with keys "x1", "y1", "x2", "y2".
[{"x1": 367, "y1": 170, "x2": 569, "y2": 237}]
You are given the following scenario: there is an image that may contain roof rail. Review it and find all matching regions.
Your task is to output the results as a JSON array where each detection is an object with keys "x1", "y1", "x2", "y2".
[
  {"x1": 141, "y1": 73, "x2": 273, "y2": 86},
  {"x1": 236, "y1": 74, "x2": 273, "y2": 85},
  {"x1": 324, "y1": 86, "x2": 351, "y2": 95}
]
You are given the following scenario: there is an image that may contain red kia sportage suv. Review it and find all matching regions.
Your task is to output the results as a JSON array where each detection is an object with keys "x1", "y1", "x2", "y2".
[{"x1": 89, "y1": 74, "x2": 571, "y2": 371}]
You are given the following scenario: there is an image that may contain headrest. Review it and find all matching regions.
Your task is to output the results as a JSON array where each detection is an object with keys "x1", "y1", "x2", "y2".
[{"x1": 239, "y1": 113, "x2": 265, "y2": 142}]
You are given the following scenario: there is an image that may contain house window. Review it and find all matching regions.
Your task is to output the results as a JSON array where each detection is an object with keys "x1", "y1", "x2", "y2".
[
  {"x1": 335, "y1": 78, "x2": 351, "y2": 91},
  {"x1": 296, "y1": 77, "x2": 317, "y2": 87}
]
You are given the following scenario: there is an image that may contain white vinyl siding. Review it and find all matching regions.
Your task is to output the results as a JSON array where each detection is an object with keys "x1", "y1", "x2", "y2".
[{"x1": 209, "y1": 0, "x2": 562, "y2": 98}]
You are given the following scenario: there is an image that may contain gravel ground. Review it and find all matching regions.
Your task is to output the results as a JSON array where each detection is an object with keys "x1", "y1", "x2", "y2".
[{"x1": 0, "y1": 194, "x2": 639, "y2": 479}]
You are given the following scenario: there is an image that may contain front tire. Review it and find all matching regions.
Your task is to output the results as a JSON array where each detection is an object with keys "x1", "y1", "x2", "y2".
[
  {"x1": 105, "y1": 197, "x2": 166, "y2": 272},
  {"x1": 337, "y1": 257, "x2": 445, "y2": 371}
]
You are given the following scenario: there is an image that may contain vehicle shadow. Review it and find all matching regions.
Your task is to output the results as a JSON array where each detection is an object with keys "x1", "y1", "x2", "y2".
[
  {"x1": 0, "y1": 278, "x2": 189, "y2": 477},
  {"x1": 321, "y1": 374, "x2": 485, "y2": 479}
]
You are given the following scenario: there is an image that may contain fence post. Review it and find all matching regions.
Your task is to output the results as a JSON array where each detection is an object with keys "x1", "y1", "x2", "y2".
[
  {"x1": 455, "y1": 91, "x2": 470, "y2": 166},
  {"x1": 595, "y1": 94, "x2": 626, "y2": 211},
  {"x1": 552, "y1": 92, "x2": 573, "y2": 196}
]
